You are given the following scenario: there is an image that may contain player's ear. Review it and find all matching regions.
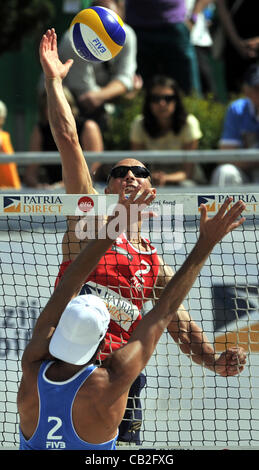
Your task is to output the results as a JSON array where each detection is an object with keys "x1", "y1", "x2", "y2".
[{"x1": 99, "y1": 338, "x2": 106, "y2": 352}]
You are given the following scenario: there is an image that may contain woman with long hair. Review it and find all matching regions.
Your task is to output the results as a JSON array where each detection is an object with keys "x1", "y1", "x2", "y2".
[{"x1": 130, "y1": 75, "x2": 205, "y2": 186}]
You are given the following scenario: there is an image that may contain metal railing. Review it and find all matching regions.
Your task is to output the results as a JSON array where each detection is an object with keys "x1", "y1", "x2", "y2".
[{"x1": 0, "y1": 149, "x2": 259, "y2": 165}]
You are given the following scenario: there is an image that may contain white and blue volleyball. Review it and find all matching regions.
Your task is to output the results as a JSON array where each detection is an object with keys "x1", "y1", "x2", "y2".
[{"x1": 70, "y1": 7, "x2": 126, "y2": 62}]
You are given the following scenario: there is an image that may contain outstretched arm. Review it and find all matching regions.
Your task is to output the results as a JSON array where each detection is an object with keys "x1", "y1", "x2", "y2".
[
  {"x1": 40, "y1": 28, "x2": 95, "y2": 194},
  {"x1": 106, "y1": 198, "x2": 247, "y2": 400},
  {"x1": 155, "y1": 252, "x2": 246, "y2": 377},
  {"x1": 167, "y1": 199, "x2": 247, "y2": 376}
]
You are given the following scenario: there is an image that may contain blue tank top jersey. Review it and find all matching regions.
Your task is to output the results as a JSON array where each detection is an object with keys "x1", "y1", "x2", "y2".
[{"x1": 19, "y1": 360, "x2": 118, "y2": 450}]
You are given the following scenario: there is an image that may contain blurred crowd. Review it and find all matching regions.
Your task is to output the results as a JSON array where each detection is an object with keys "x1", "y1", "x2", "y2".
[{"x1": 1, "y1": 0, "x2": 259, "y2": 190}]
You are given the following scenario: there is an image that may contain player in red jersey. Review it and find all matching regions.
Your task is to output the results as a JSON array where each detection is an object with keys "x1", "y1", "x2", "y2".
[
  {"x1": 39, "y1": 28, "x2": 220, "y2": 444},
  {"x1": 55, "y1": 231, "x2": 160, "y2": 358}
]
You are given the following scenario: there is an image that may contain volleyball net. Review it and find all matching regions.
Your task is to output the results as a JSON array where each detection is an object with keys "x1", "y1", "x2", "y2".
[{"x1": 0, "y1": 192, "x2": 259, "y2": 449}]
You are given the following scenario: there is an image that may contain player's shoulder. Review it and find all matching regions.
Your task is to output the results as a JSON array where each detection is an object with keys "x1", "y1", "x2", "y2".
[
  {"x1": 20, "y1": 356, "x2": 42, "y2": 390},
  {"x1": 79, "y1": 362, "x2": 115, "y2": 400}
]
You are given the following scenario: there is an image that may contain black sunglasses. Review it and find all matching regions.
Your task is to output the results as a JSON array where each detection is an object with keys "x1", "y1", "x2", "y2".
[
  {"x1": 150, "y1": 94, "x2": 176, "y2": 103},
  {"x1": 108, "y1": 165, "x2": 151, "y2": 180}
]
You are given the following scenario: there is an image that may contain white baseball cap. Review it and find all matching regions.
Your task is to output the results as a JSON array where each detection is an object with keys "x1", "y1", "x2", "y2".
[{"x1": 49, "y1": 295, "x2": 110, "y2": 365}]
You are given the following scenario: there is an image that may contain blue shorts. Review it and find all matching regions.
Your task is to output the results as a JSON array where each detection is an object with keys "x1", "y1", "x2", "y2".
[{"x1": 118, "y1": 373, "x2": 146, "y2": 444}]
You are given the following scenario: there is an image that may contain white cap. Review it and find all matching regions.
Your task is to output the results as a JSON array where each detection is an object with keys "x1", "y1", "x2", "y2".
[
  {"x1": 211, "y1": 164, "x2": 247, "y2": 186},
  {"x1": 49, "y1": 295, "x2": 110, "y2": 365}
]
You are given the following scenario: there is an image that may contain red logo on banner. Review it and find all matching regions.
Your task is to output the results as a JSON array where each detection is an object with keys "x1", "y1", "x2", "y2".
[{"x1": 78, "y1": 196, "x2": 94, "y2": 213}]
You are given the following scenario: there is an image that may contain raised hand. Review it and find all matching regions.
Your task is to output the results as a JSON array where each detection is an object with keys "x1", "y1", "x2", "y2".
[
  {"x1": 118, "y1": 183, "x2": 156, "y2": 212},
  {"x1": 199, "y1": 197, "x2": 246, "y2": 249},
  {"x1": 116, "y1": 183, "x2": 156, "y2": 228},
  {"x1": 97, "y1": 184, "x2": 156, "y2": 240},
  {"x1": 39, "y1": 28, "x2": 73, "y2": 80}
]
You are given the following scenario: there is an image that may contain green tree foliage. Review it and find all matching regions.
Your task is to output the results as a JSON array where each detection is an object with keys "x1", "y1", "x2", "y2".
[
  {"x1": 183, "y1": 94, "x2": 226, "y2": 149},
  {"x1": 0, "y1": 0, "x2": 55, "y2": 54}
]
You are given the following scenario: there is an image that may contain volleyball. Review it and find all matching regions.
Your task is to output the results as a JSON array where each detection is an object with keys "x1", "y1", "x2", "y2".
[{"x1": 69, "y1": 7, "x2": 126, "y2": 62}]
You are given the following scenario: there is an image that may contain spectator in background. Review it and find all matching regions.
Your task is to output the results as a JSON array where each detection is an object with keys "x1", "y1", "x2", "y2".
[
  {"x1": 58, "y1": 0, "x2": 138, "y2": 130},
  {"x1": 217, "y1": 0, "x2": 259, "y2": 94},
  {"x1": 130, "y1": 75, "x2": 206, "y2": 187},
  {"x1": 0, "y1": 100, "x2": 21, "y2": 190},
  {"x1": 186, "y1": 0, "x2": 219, "y2": 98},
  {"x1": 211, "y1": 63, "x2": 259, "y2": 185},
  {"x1": 24, "y1": 88, "x2": 103, "y2": 188},
  {"x1": 125, "y1": 0, "x2": 201, "y2": 95}
]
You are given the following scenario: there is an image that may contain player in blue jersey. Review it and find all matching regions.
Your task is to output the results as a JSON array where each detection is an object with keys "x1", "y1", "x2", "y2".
[{"x1": 17, "y1": 180, "x2": 247, "y2": 449}]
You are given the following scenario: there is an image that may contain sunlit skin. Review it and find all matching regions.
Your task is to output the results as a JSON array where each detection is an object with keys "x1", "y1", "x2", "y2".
[
  {"x1": 105, "y1": 158, "x2": 156, "y2": 245},
  {"x1": 105, "y1": 158, "x2": 153, "y2": 195}
]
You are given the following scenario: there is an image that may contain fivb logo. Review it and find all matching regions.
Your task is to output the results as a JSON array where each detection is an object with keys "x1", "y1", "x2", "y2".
[
  {"x1": 92, "y1": 37, "x2": 107, "y2": 53},
  {"x1": 46, "y1": 416, "x2": 66, "y2": 449}
]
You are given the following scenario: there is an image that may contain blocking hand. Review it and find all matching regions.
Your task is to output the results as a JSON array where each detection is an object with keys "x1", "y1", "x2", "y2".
[{"x1": 199, "y1": 197, "x2": 246, "y2": 249}]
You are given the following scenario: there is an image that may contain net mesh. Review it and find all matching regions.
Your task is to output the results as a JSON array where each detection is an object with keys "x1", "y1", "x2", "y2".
[{"x1": 0, "y1": 193, "x2": 259, "y2": 448}]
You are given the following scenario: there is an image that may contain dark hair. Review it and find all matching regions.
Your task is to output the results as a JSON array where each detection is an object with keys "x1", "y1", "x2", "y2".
[{"x1": 143, "y1": 75, "x2": 187, "y2": 137}]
